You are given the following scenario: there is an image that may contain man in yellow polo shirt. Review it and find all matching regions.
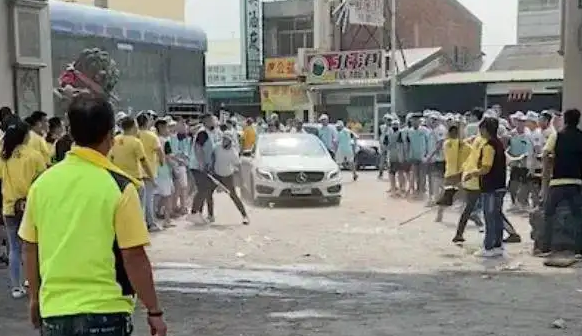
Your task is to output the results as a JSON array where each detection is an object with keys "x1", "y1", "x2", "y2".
[
  {"x1": 19, "y1": 96, "x2": 167, "y2": 336},
  {"x1": 136, "y1": 113, "x2": 164, "y2": 232},
  {"x1": 109, "y1": 116, "x2": 157, "y2": 231}
]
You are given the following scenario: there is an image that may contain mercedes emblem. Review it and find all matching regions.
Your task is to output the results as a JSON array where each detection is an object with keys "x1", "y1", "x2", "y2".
[{"x1": 296, "y1": 172, "x2": 308, "y2": 183}]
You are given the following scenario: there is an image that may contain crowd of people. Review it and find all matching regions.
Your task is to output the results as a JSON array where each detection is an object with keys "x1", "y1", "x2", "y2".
[
  {"x1": 374, "y1": 105, "x2": 581, "y2": 259},
  {"x1": 0, "y1": 94, "x2": 581, "y2": 335}
]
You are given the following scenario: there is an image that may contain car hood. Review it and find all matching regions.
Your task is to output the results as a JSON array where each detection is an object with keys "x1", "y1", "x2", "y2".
[{"x1": 257, "y1": 155, "x2": 337, "y2": 172}]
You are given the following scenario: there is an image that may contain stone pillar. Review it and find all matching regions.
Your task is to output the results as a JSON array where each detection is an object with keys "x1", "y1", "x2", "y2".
[
  {"x1": 0, "y1": 2, "x2": 14, "y2": 109},
  {"x1": 562, "y1": 0, "x2": 582, "y2": 112},
  {"x1": 4, "y1": 0, "x2": 53, "y2": 116}
]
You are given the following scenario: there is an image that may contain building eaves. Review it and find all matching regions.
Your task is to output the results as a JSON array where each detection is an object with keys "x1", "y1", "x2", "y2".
[{"x1": 405, "y1": 68, "x2": 563, "y2": 86}]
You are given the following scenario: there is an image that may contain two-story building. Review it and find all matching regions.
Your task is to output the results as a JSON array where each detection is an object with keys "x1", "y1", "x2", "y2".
[{"x1": 260, "y1": 0, "x2": 483, "y2": 124}]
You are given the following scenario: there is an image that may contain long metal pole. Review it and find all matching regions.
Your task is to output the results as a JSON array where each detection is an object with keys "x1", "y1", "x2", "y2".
[{"x1": 389, "y1": 0, "x2": 397, "y2": 116}]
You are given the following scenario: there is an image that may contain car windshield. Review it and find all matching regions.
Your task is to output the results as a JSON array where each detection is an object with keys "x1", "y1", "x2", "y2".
[{"x1": 259, "y1": 136, "x2": 328, "y2": 157}]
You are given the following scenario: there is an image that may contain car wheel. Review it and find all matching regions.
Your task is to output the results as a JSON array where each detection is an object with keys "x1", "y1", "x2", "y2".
[{"x1": 328, "y1": 197, "x2": 341, "y2": 206}]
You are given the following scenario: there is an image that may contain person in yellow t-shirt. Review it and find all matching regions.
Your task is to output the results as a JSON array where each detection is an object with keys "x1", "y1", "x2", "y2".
[
  {"x1": 18, "y1": 96, "x2": 166, "y2": 335},
  {"x1": 435, "y1": 124, "x2": 470, "y2": 222},
  {"x1": 109, "y1": 117, "x2": 158, "y2": 230},
  {"x1": 452, "y1": 128, "x2": 487, "y2": 243},
  {"x1": 0, "y1": 120, "x2": 47, "y2": 298},
  {"x1": 136, "y1": 113, "x2": 164, "y2": 232},
  {"x1": 242, "y1": 118, "x2": 256, "y2": 151},
  {"x1": 24, "y1": 111, "x2": 51, "y2": 165},
  {"x1": 45, "y1": 117, "x2": 65, "y2": 164}
]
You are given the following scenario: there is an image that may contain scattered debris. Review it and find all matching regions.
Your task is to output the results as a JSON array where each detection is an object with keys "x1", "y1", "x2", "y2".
[
  {"x1": 551, "y1": 318, "x2": 566, "y2": 329},
  {"x1": 498, "y1": 262, "x2": 523, "y2": 271}
]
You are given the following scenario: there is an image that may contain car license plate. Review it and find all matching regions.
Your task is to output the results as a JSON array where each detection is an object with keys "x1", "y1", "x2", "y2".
[{"x1": 291, "y1": 187, "x2": 312, "y2": 195}]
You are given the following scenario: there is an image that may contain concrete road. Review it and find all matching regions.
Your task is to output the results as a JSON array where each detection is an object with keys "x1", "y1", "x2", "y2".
[{"x1": 2, "y1": 172, "x2": 582, "y2": 336}]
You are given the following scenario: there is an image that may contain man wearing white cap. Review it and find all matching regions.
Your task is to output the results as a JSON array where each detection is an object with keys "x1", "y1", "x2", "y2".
[
  {"x1": 507, "y1": 112, "x2": 533, "y2": 212},
  {"x1": 336, "y1": 121, "x2": 358, "y2": 181},
  {"x1": 424, "y1": 111, "x2": 447, "y2": 205},
  {"x1": 317, "y1": 114, "x2": 338, "y2": 159}
]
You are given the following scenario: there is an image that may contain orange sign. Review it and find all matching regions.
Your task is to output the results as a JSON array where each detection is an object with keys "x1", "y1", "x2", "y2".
[{"x1": 264, "y1": 57, "x2": 297, "y2": 80}]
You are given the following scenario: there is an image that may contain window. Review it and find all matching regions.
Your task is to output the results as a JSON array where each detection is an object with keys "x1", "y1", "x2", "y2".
[
  {"x1": 518, "y1": 0, "x2": 559, "y2": 12},
  {"x1": 273, "y1": 16, "x2": 313, "y2": 56},
  {"x1": 276, "y1": 31, "x2": 313, "y2": 56}
]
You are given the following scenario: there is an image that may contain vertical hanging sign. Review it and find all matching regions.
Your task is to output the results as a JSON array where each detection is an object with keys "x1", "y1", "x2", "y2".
[{"x1": 241, "y1": 0, "x2": 263, "y2": 80}]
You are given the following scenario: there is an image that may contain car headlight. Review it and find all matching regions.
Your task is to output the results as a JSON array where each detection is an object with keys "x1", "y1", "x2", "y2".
[
  {"x1": 327, "y1": 169, "x2": 340, "y2": 180},
  {"x1": 255, "y1": 167, "x2": 274, "y2": 180}
]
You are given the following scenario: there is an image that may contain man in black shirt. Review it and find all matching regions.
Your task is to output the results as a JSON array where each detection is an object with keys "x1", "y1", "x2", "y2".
[
  {"x1": 539, "y1": 109, "x2": 582, "y2": 256},
  {"x1": 464, "y1": 117, "x2": 507, "y2": 258}
]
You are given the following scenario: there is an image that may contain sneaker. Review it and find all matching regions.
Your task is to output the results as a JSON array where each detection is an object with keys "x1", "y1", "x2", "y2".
[
  {"x1": 473, "y1": 248, "x2": 502, "y2": 258},
  {"x1": 207, "y1": 216, "x2": 215, "y2": 224},
  {"x1": 11, "y1": 287, "x2": 26, "y2": 299},
  {"x1": 148, "y1": 225, "x2": 162, "y2": 233},
  {"x1": 163, "y1": 220, "x2": 176, "y2": 228},
  {"x1": 503, "y1": 234, "x2": 522, "y2": 243},
  {"x1": 242, "y1": 217, "x2": 250, "y2": 225},
  {"x1": 191, "y1": 213, "x2": 208, "y2": 225},
  {"x1": 507, "y1": 205, "x2": 520, "y2": 213},
  {"x1": 534, "y1": 250, "x2": 553, "y2": 258}
]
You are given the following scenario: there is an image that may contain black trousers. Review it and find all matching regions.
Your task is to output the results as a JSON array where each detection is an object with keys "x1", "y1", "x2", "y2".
[
  {"x1": 541, "y1": 184, "x2": 582, "y2": 252},
  {"x1": 190, "y1": 169, "x2": 216, "y2": 216},
  {"x1": 216, "y1": 174, "x2": 248, "y2": 217},
  {"x1": 455, "y1": 189, "x2": 484, "y2": 236}
]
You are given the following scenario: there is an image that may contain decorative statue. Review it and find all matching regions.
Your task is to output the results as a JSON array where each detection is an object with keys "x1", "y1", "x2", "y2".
[{"x1": 54, "y1": 48, "x2": 120, "y2": 105}]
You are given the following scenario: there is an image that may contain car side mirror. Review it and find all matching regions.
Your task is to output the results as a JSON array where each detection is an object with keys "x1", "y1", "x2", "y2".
[{"x1": 241, "y1": 150, "x2": 253, "y2": 158}]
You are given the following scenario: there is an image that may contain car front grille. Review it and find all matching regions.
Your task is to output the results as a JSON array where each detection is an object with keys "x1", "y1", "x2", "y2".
[{"x1": 277, "y1": 171, "x2": 325, "y2": 183}]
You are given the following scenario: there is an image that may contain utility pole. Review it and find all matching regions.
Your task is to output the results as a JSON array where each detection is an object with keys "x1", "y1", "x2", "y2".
[
  {"x1": 389, "y1": 0, "x2": 397, "y2": 117},
  {"x1": 562, "y1": 0, "x2": 582, "y2": 114}
]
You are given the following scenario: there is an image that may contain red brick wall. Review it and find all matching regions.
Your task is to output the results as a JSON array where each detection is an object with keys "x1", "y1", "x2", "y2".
[{"x1": 339, "y1": 0, "x2": 482, "y2": 69}]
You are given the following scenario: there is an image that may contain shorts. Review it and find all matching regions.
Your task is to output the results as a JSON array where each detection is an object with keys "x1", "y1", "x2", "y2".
[
  {"x1": 510, "y1": 167, "x2": 528, "y2": 183},
  {"x1": 429, "y1": 161, "x2": 446, "y2": 176},
  {"x1": 528, "y1": 168, "x2": 543, "y2": 185},
  {"x1": 336, "y1": 151, "x2": 354, "y2": 164},
  {"x1": 389, "y1": 162, "x2": 409, "y2": 174},
  {"x1": 173, "y1": 165, "x2": 188, "y2": 189},
  {"x1": 155, "y1": 176, "x2": 174, "y2": 197}
]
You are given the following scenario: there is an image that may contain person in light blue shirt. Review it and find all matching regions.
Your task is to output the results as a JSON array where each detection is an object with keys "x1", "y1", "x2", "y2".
[
  {"x1": 386, "y1": 119, "x2": 409, "y2": 195},
  {"x1": 169, "y1": 122, "x2": 192, "y2": 215},
  {"x1": 407, "y1": 114, "x2": 429, "y2": 196},
  {"x1": 317, "y1": 114, "x2": 338, "y2": 158},
  {"x1": 507, "y1": 114, "x2": 533, "y2": 212},
  {"x1": 378, "y1": 114, "x2": 394, "y2": 178},
  {"x1": 425, "y1": 113, "x2": 448, "y2": 205},
  {"x1": 336, "y1": 120, "x2": 358, "y2": 181}
]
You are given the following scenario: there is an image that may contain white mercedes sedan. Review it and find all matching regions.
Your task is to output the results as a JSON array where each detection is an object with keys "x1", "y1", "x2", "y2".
[{"x1": 240, "y1": 133, "x2": 342, "y2": 206}]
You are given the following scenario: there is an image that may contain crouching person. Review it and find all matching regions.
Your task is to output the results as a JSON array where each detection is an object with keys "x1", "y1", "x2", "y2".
[{"x1": 214, "y1": 134, "x2": 250, "y2": 225}]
